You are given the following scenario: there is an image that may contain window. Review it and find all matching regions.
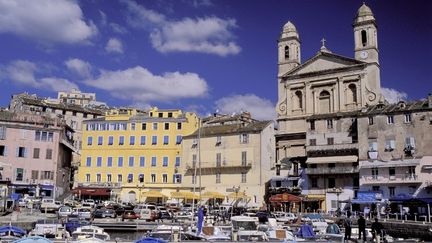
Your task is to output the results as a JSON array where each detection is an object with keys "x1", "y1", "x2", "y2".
[
  {"x1": 142, "y1": 123, "x2": 147, "y2": 130},
  {"x1": 372, "y1": 168, "x2": 378, "y2": 179},
  {"x1": 117, "y1": 174, "x2": 122, "y2": 182},
  {"x1": 86, "y1": 157, "x2": 92, "y2": 167},
  {"x1": 216, "y1": 153, "x2": 221, "y2": 167},
  {"x1": 163, "y1": 157, "x2": 168, "y2": 167},
  {"x1": 368, "y1": 141, "x2": 378, "y2": 152},
  {"x1": 140, "y1": 136, "x2": 146, "y2": 145},
  {"x1": 152, "y1": 136, "x2": 157, "y2": 145},
  {"x1": 174, "y1": 174, "x2": 182, "y2": 184},
  {"x1": 389, "y1": 167, "x2": 395, "y2": 177},
  {"x1": 86, "y1": 174, "x2": 90, "y2": 182},
  {"x1": 216, "y1": 173, "x2": 221, "y2": 184},
  {"x1": 15, "y1": 168, "x2": 24, "y2": 181},
  {"x1": 328, "y1": 178, "x2": 335, "y2": 188},
  {"x1": 310, "y1": 120, "x2": 315, "y2": 130},
  {"x1": 240, "y1": 134, "x2": 249, "y2": 144},
  {"x1": 31, "y1": 170, "x2": 38, "y2": 180},
  {"x1": 348, "y1": 83, "x2": 357, "y2": 103},
  {"x1": 327, "y1": 119, "x2": 333, "y2": 129},
  {"x1": 284, "y1": 45, "x2": 289, "y2": 59},
  {"x1": 47, "y1": 132, "x2": 53, "y2": 142},
  {"x1": 96, "y1": 174, "x2": 101, "y2": 182},
  {"x1": 295, "y1": 90, "x2": 303, "y2": 109},
  {"x1": 97, "y1": 157, "x2": 102, "y2": 167},
  {"x1": 158, "y1": 113, "x2": 163, "y2": 118},
  {"x1": 46, "y1": 149, "x2": 52, "y2": 160},
  {"x1": 389, "y1": 187, "x2": 395, "y2": 197},
  {"x1": 353, "y1": 177, "x2": 359, "y2": 187},
  {"x1": 118, "y1": 157, "x2": 123, "y2": 167},
  {"x1": 107, "y1": 157, "x2": 113, "y2": 167},
  {"x1": 385, "y1": 139, "x2": 396, "y2": 151},
  {"x1": 319, "y1": 90, "x2": 331, "y2": 113},
  {"x1": 130, "y1": 136, "x2": 135, "y2": 145},
  {"x1": 405, "y1": 137, "x2": 416, "y2": 150},
  {"x1": 152, "y1": 123, "x2": 158, "y2": 130},
  {"x1": 129, "y1": 156, "x2": 134, "y2": 167},
  {"x1": 162, "y1": 174, "x2": 168, "y2": 183},
  {"x1": 108, "y1": 136, "x2": 114, "y2": 145},
  {"x1": 372, "y1": 186, "x2": 380, "y2": 192},
  {"x1": 151, "y1": 174, "x2": 156, "y2": 183},
  {"x1": 131, "y1": 123, "x2": 136, "y2": 130},
  {"x1": 175, "y1": 157, "x2": 180, "y2": 167},
  {"x1": 0, "y1": 126, "x2": 6, "y2": 140},
  {"x1": 241, "y1": 151, "x2": 247, "y2": 166},
  {"x1": 140, "y1": 156, "x2": 145, "y2": 167},
  {"x1": 163, "y1": 136, "x2": 169, "y2": 145},
  {"x1": 119, "y1": 136, "x2": 124, "y2": 145},
  {"x1": 164, "y1": 123, "x2": 169, "y2": 130},
  {"x1": 107, "y1": 174, "x2": 112, "y2": 182},
  {"x1": 87, "y1": 137, "x2": 92, "y2": 145},
  {"x1": 327, "y1": 137, "x2": 334, "y2": 145},
  {"x1": 361, "y1": 30, "x2": 367, "y2": 47},
  {"x1": 241, "y1": 172, "x2": 246, "y2": 183},
  {"x1": 309, "y1": 139, "x2": 316, "y2": 146},
  {"x1": 176, "y1": 135, "x2": 182, "y2": 145},
  {"x1": 151, "y1": 156, "x2": 157, "y2": 167},
  {"x1": 404, "y1": 114, "x2": 412, "y2": 123},
  {"x1": 139, "y1": 174, "x2": 144, "y2": 183},
  {"x1": 387, "y1": 115, "x2": 394, "y2": 124},
  {"x1": 0, "y1": 145, "x2": 6, "y2": 156},
  {"x1": 168, "y1": 112, "x2": 173, "y2": 118},
  {"x1": 368, "y1": 116, "x2": 374, "y2": 125},
  {"x1": 128, "y1": 174, "x2": 133, "y2": 183},
  {"x1": 177, "y1": 123, "x2": 182, "y2": 130},
  {"x1": 33, "y1": 148, "x2": 40, "y2": 159},
  {"x1": 41, "y1": 171, "x2": 53, "y2": 180},
  {"x1": 311, "y1": 178, "x2": 318, "y2": 188},
  {"x1": 98, "y1": 136, "x2": 103, "y2": 145}
]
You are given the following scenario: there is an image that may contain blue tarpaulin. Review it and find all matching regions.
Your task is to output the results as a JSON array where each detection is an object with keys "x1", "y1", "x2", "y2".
[
  {"x1": 197, "y1": 207, "x2": 204, "y2": 235},
  {"x1": 297, "y1": 224, "x2": 316, "y2": 238},
  {"x1": 351, "y1": 191, "x2": 380, "y2": 204},
  {"x1": 0, "y1": 225, "x2": 26, "y2": 235},
  {"x1": 135, "y1": 237, "x2": 168, "y2": 243}
]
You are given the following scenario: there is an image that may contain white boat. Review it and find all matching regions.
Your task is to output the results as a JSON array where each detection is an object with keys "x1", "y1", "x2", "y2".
[
  {"x1": 71, "y1": 226, "x2": 110, "y2": 242},
  {"x1": 261, "y1": 218, "x2": 295, "y2": 241},
  {"x1": 231, "y1": 215, "x2": 268, "y2": 241},
  {"x1": 146, "y1": 225, "x2": 204, "y2": 241},
  {"x1": 0, "y1": 224, "x2": 26, "y2": 242},
  {"x1": 28, "y1": 219, "x2": 70, "y2": 239}
]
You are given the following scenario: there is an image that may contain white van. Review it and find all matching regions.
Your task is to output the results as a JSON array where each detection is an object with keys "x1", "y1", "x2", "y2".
[
  {"x1": 136, "y1": 208, "x2": 157, "y2": 221},
  {"x1": 133, "y1": 204, "x2": 158, "y2": 214}
]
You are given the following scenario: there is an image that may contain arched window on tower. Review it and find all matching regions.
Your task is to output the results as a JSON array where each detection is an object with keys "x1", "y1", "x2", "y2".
[
  {"x1": 347, "y1": 84, "x2": 358, "y2": 104},
  {"x1": 294, "y1": 90, "x2": 303, "y2": 110},
  {"x1": 284, "y1": 46, "x2": 289, "y2": 59},
  {"x1": 361, "y1": 30, "x2": 367, "y2": 47},
  {"x1": 319, "y1": 90, "x2": 331, "y2": 113}
]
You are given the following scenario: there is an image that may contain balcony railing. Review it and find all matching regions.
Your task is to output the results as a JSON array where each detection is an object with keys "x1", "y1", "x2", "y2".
[
  {"x1": 306, "y1": 143, "x2": 358, "y2": 152},
  {"x1": 184, "y1": 162, "x2": 252, "y2": 175},
  {"x1": 361, "y1": 174, "x2": 421, "y2": 185},
  {"x1": 268, "y1": 186, "x2": 302, "y2": 195},
  {"x1": 77, "y1": 182, "x2": 122, "y2": 188},
  {"x1": 305, "y1": 166, "x2": 359, "y2": 175}
]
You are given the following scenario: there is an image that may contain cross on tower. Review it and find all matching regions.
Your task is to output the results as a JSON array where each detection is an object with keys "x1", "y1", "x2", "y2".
[{"x1": 321, "y1": 38, "x2": 326, "y2": 48}]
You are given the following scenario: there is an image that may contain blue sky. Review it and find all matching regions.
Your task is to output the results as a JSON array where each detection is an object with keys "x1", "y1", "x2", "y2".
[{"x1": 0, "y1": 0, "x2": 431, "y2": 120}]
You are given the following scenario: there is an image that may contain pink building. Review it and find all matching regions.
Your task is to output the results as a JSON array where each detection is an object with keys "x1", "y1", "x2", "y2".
[{"x1": 0, "y1": 110, "x2": 75, "y2": 198}]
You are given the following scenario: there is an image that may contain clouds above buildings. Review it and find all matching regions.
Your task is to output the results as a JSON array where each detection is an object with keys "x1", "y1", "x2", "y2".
[
  {"x1": 215, "y1": 94, "x2": 276, "y2": 120},
  {"x1": 382, "y1": 87, "x2": 408, "y2": 104},
  {"x1": 0, "y1": 0, "x2": 97, "y2": 44},
  {"x1": 123, "y1": 0, "x2": 240, "y2": 56},
  {"x1": 105, "y1": 38, "x2": 124, "y2": 54},
  {"x1": 65, "y1": 58, "x2": 93, "y2": 79}
]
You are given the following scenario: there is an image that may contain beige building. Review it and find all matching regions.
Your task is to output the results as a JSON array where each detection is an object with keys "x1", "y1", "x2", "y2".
[
  {"x1": 181, "y1": 112, "x2": 275, "y2": 207},
  {"x1": 58, "y1": 89, "x2": 107, "y2": 107}
]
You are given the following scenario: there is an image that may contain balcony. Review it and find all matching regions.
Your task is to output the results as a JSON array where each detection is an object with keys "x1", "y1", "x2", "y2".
[
  {"x1": 360, "y1": 174, "x2": 421, "y2": 185},
  {"x1": 305, "y1": 166, "x2": 359, "y2": 175},
  {"x1": 77, "y1": 182, "x2": 122, "y2": 188},
  {"x1": 268, "y1": 186, "x2": 302, "y2": 195},
  {"x1": 184, "y1": 162, "x2": 252, "y2": 175},
  {"x1": 306, "y1": 143, "x2": 358, "y2": 152}
]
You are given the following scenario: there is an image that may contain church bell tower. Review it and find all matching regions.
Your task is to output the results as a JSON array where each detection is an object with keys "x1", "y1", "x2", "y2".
[
  {"x1": 278, "y1": 21, "x2": 301, "y2": 77},
  {"x1": 353, "y1": 3, "x2": 379, "y2": 64}
]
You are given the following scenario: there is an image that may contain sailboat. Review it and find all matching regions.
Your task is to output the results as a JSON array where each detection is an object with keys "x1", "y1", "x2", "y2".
[{"x1": 0, "y1": 223, "x2": 27, "y2": 242}]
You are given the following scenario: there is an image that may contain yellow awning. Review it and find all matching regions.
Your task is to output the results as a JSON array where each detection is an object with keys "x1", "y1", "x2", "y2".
[
  {"x1": 201, "y1": 191, "x2": 226, "y2": 199},
  {"x1": 141, "y1": 190, "x2": 167, "y2": 198},
  {"x1": 306, "y1": 155, "x2": 358, "y2": 164},
  {"x1": 170, "y1": 191, "x2": 199, "y2": 200},
  {"x1": 228, "y1": 191, "x2": 248, "y2": 199}
]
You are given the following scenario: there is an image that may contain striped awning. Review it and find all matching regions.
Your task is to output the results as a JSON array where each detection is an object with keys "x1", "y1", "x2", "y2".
[
  {"x1": 306, "y1": 155, "x2": 358, "y2": 164},
  {"x1": 171, "y1": 191, "x2": 199, "y2": 200},
  {"x1": 141, "y1": 190, "x2": 167, "y2": 198},
  {"x1": 201, "y1": 191, "x2": 226, "y2": 199}
]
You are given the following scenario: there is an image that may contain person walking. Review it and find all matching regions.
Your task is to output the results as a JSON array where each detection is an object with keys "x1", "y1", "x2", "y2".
[
  {"x1": 371, "y1": 217, "x2": 384, "y2": 243},
  {"x1": 343, "y1": 211, "x2": 352, "y2": 241},
  {"x1": 357, "y1": 214, "x2": 367, "y2": 242}
]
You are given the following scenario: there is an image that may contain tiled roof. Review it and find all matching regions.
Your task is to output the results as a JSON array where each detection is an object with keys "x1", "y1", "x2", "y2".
[{"x1": 184, "y1": 120, "x2": 272, "y2": 138}]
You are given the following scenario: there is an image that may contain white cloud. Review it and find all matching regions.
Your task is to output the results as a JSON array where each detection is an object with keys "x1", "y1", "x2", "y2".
[
  {"x1": 215, "y1": 94, "x2": 276, "y2": 120},
  {"x1": 382, "y1": 87, "x2": 408, "y2": 104},
  {"x1": 123, "y1": 1, "x2": 240, "y2": 56},
  {"x1": 84, "y1": 66, "x2": 208, "y2": 103},
  {"x1": 65, "y1": 58, "x2": 92, "y2": 78},
  {"x1": 110, "y1": 23, "x2": 128, "y2": 34},
  {"x1": 2, "y1": 60, "x2": 79, "y2": 92},
  {"x1": 0, "y1": 0, "x2": 97, "y2": 44},
  {"x1": 105, "y1": 38, "x2": 124, "y2": 54}
]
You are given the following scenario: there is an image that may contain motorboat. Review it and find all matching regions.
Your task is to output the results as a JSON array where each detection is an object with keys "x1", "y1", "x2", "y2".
[
  {"x1": 0, "y1": 224, "x2": 27, "y2": 242},
  {"x1": 301, "y1": 214, "x2": 328, "y2": 234},
  {"x1": 28, "y1": 219, "x2": 70, "y2": 239},
  {"x1": 321, "y1": 223, "x2": 343, "y2": 241},
  {"x1": 259, "y1": 218, "x2": 295, "y2": 241},
  {"x1": 145, "y1": 225, "x2": 204, "y2": 242},
  {"x1": 199, "y1": 226, "x2": 231, "y2": 241},
  {"x1": 71, "y1": 226, "x2": 110, "y2": 241},
  {"x1": 11, "y1": 236, "x2": 53, "y2": 243},
  {"x1": 231, "y1": 215, "x2": 268, "y2": 241}
]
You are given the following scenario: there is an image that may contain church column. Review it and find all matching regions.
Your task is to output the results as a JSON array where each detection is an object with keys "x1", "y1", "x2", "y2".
[{"x1": 331, "y1": 88, "x2": 335, "y2": 113}]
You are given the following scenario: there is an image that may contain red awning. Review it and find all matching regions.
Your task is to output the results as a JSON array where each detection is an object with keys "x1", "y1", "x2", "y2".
[
  {"x1": 269, "y1": 193, "x2": 301, "y2": 203},
  {"x1": 73, "y1": 188, "x2": 111, "y2": 196}
]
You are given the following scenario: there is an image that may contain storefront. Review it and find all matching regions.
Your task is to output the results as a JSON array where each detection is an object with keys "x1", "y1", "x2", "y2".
[
  {"x1": 303, "y1": 194, "x2": 326, "y2": 213},
  {"x1": 73, "y1": 187, "x2": 111, "y2": 201},
  {"x1": 269, "y1": 193, "x2": 302, "y2": 213}
]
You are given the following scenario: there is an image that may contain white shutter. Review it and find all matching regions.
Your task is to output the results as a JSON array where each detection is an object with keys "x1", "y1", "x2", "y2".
[
  {"x1": 410, "y1": 137, "x2": 415, "y2": 148},
  {"x1": 390, "y1": 140, "x2": 396, "y2": 149}
]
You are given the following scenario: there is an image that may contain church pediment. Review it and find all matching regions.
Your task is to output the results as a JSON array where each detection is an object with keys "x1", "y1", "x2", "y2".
[{"x1": 283, "y1": 52, "x2": 365, "y2": 77}]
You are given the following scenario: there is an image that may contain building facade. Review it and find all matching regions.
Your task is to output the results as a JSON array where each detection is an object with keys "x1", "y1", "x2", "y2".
[
  {"x1": 75, "y1": 108, "x2": 198, "y2": 202},
  {"x1": 0, "y1": 110, "x2": 75, "y2": 198},
  {"x1": 181, "y1": 112, "x2": 275, "y2": 207}
]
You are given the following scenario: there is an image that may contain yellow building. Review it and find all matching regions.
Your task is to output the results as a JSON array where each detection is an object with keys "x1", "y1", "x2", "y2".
[{"x1": 75, "y1": 108, "x2": 198, "y2": 203}]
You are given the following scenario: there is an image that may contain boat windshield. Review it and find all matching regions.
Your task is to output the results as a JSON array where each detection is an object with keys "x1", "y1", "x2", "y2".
[
  {"x1": 238, "y1": 234, "x2": 265, "y2": 241},
  {"x1": 232, "y1": 221, "x2": 257, "y2": 231}
]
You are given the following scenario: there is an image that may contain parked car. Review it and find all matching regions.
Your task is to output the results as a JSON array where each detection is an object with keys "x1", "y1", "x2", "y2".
[
  {"x1": 70, "y1": 208, "x2": 92, "y2": 220},
  {"x1": 275, "y1": 212, "x2": 297, "y2": 223},
  {"x1": 122, "y1": 210, "x2": 140, "y2": 221},
  {"x1": 40, "y1": 198, "x2": 61, "y2": 212},
  {"x1": 58, "y1": 206, "x2": 73, "y2": 218},
  {"x1": 92, "y1": 208, "x2": 117, "y2": 219},
  {"x1": 64, "y1": 199, "x2": 80, "y2": 208},
  {"x1": 83, "y1": 199, "x2": 95, "y2": 208},
  {"x1": 17, "y1": 199, "x2": 28, "y2": 207}
]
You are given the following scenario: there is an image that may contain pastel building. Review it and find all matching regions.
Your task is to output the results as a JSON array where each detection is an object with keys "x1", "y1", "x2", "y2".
[{"x1": 75, "y1": 108, "x2": 198, "y2": 202}]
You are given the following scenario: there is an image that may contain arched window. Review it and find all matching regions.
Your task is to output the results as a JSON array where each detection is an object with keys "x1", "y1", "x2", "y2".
[
  {"x1": 361, "y1": 30, "x2": 367, "y2": 47},
  {"x1": 319, "y1": 90, "x2": 331, "y2": 113},
  {"x1": 295, "y1": 90, "x2": 303, "y2": 109},
  {"x1": 284, "y1": 46, "x2": 289, "y2": 59},
  {"x1": 348, "y1": 84, "x2": 357, "y2": 103}
]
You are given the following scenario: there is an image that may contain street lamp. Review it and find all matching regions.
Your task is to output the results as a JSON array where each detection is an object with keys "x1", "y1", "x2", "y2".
[
  {"x1": 334, "y1": 187, "x2": 343, "y2": 213},
  {"x1": 231, "y1": 186, "x2": 240, "y2": 219}
]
